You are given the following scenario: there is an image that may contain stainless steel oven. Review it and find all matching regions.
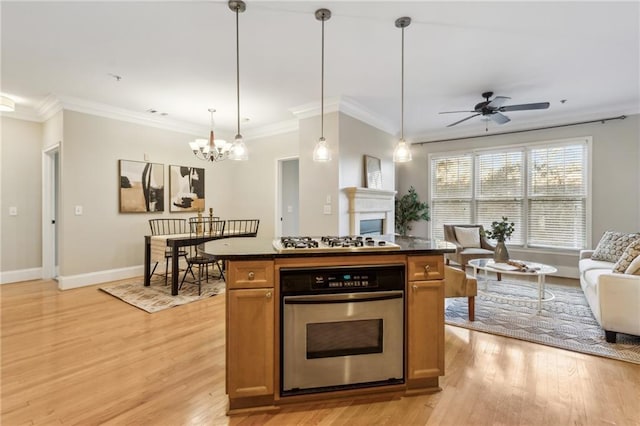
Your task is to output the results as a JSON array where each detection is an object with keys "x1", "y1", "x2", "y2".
[{"x1": 280, "y1": 264, "x2": 405, "y2": 396}]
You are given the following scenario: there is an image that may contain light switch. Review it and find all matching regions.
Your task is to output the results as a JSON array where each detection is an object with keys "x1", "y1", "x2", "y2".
[
  {"x1": 323, "y1": 204, "x2": 331, "y2": 215},
  {"x1": 9, "y1": 206, "x2": 17, "y2": 216},
  {"x1": 75, "y1": 205, "x2": 83, "y2": 215},
  {"x1": 144, "y1": 153, "x2": 149, "y2": 161},
  {"x1": 326, "y1": 195, "x2": 331, "y2": 204}
]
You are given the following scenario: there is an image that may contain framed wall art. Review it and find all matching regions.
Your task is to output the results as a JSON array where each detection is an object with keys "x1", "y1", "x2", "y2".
[
  {"x1": 119, "y1": 160, "x2": 164, "y2": 213},
  {"x1": 364, "y1": 155, "x2": 382, "y2": 189},
  {"x1": 169, "y1": 165, "x2": 205, "y2": 212}
]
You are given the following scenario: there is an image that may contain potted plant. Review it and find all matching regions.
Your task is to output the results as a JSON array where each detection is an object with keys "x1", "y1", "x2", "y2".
[
  {"x1": 395, "y1": 186, "x2": 430, "y2": 237},
  {"x1": 483, "y1": 216, "x2": 515, "y2": 262}
]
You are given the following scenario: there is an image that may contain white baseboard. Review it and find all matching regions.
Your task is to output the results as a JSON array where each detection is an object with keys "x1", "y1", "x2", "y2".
[
  {"x1": 0, "y1": 267, "x2": 43, "y2": 284},
  {"x1": 57, "y1": 265, "x2": 144, "y2": 290}
]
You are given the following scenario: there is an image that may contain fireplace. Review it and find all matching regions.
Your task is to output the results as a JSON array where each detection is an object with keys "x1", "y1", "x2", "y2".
[{"x1": 344, "y1": 187, "x2": 396, "y2": 236}]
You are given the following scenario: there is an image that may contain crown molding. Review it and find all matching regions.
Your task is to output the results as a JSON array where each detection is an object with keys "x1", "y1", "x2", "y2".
[
  {"x1": 289, "y1": 95, "x2": 397, "y2": 136},
  {"x1": 37, "y1": 94, "x2": 64, "y2": 121}
]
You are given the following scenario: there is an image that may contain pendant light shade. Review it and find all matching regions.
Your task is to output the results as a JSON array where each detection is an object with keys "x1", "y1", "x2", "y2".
[
  {"x1": 228, "y1": 0, "x2": 249, "y2": 161},
  {"x1": 393, "y1": 16, "x2": 412, "y2": 163},
  {"x1": 312, "y1": 8, "x2": 332, "y2": 162}
]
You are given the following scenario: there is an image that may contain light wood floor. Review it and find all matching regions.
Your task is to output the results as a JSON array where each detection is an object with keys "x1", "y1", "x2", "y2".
[{"x1": 2, "y1": 278, "x2": 639, "y2": 425}]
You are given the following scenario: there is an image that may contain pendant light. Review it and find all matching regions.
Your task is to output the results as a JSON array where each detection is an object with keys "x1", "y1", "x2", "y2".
[
  {"x1": 312, "y1": 8, "x2": 331, "y2": 162},
  {"x1": 228, "y1": 0, "x2": 248, "y2": 161},
  {"x1": 393, "y1": 17, "x2": 412, "y2": 163}
]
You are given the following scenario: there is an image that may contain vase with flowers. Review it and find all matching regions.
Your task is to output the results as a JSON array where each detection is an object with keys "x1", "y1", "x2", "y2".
[{"x1": 482, "y1": 216, "x2": 515, "y2": 263}]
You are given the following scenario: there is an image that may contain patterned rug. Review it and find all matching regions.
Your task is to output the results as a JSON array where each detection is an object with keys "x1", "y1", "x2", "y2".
[
  {"x1": 445, "y1": 278, "x2": 640, "y2": 364},
  {"x1": 99, "y1": 277, "x2": 225, "y2": 313}
]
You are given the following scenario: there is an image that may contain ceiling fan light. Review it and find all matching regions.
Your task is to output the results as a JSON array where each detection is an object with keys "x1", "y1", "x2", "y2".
[
  {"x1": 393, "y1": 140, "x2": 412, "y2": 163},
  {"x1": 313, "y1": 137, "x2": 331, "y2": 162}
]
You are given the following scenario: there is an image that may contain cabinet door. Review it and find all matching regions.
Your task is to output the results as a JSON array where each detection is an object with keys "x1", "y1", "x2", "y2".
[
  {"x1": 407, "y1": 280, "x2": 444, "y2": 379},
  {"x1": 227, "y1": 288, "x2": 274, "y2": 398}
]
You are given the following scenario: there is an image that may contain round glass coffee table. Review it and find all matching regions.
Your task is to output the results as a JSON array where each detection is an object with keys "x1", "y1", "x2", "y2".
[{"x1": 468, "y1": 258, "x2": 558, "y2": 312}]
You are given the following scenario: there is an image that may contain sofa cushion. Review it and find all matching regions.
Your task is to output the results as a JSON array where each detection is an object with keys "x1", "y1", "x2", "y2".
[
  {"x1": 455, "y1": 226, "x2": 480, "y2": 248},
  {"x1": 583, "y1": 269, "x2": 612, "y2": 291},
  {"x1": 579, "y1": 258, "x2": 615, "y2": 274},
  {"x1": 613, "y1": 239, "x2": 640, "y2": 273},
  {"x1": 591, "y1": 231, "x2": 640, "y2": 263}
]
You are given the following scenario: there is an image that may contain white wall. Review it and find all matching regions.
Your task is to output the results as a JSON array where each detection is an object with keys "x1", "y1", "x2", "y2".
[
  {"x1": 0, "y1": 117, "x2": 43, "y2": 277},
  {"x1": 396, "y1": 114, "x2": 640, "y2": 277},
  {"x1": 298, "y1": 112, "x2": 340, "y2": 235},
  {"x1": 338, "y1": 113, "x2": 395, "y2": 235}
]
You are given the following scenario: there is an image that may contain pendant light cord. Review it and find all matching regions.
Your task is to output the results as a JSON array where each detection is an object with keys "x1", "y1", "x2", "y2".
[
  {"x1": 400, "y1": 26, "x2": 404, "y2": 142},
  {"x1": 235, "y1": 7, "x2": 241, "y2": 137},
  {"x1": 320, "y1": 17, "x2": 325, "y2": 140}
]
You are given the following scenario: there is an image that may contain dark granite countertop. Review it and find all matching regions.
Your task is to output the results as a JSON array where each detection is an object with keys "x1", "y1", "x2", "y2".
[{"x1": 202, "y1": 235, "x2": 455, "y2": 260}]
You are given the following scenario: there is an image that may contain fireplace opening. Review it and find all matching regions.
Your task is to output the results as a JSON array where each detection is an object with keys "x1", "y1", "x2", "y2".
[{"x1": 360, "y1": 219, "x2": 383, "y2": 236}]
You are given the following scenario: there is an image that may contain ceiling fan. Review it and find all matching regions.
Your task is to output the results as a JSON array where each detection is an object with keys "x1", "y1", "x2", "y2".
[{"x1": 440, "y1": 91, "x2": 550, "y2": 128}]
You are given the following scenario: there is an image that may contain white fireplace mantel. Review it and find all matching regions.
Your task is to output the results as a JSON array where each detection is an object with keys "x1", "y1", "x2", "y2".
[{"x1": 344, "y1": 187, "x2": 396, "y2": 235}]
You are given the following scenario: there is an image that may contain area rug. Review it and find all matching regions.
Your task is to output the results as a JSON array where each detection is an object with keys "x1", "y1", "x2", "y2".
[
  {"x1": 445, "y1": 278, "x2": 640, "y2": 364},
  {"x1": 99, "y1": 277, "x2": 225, "y2": 313}
]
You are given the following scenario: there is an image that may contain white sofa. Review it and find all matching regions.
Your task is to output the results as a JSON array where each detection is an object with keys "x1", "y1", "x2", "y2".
[{"x1": 579, "y1": 250, "x2": 640, "y2": 342}]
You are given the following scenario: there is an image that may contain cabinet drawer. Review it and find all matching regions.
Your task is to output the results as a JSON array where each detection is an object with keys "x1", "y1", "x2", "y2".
[
  {"x1": 228, "y1": 260, "x2": 274, "y2": 289},
  {"x1": 408, "y1": 256, "x2": 444, "y2": 281}
]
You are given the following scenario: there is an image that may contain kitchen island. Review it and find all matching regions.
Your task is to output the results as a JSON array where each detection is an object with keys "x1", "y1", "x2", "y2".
[{"x1": 202, "y1": 236, "x2": 455, "y2": 414}]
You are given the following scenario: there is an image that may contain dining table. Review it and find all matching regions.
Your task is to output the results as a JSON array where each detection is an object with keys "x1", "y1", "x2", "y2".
[{"x1": 143, "y1": 227, "x2": 257, "y2": 296}]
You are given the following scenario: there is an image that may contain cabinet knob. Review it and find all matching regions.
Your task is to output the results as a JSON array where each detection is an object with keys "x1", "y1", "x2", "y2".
[
  {"x1": 412, "y1": 284, "x2": 418, "y2": 291},
  {"x1": 248, "y1": 271, "x2": 255, "y2": 280},
  {"x1": 424, "y1": 265, "x2": 430, "y2": 272},
  {"x1": 265, "y1": 291, "x2": 272, "y2": 298}
]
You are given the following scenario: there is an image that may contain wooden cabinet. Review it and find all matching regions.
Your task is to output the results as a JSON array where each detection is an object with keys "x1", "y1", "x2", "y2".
[
  {"x1": 226, "y1": 260, "x2": 275, "y2": 405},
  {"x1": 407, "y1": 256, "x2": 445, "y2": 383},
  {"x1": 408, "y1": 255, "x2": 444, "y2": 281}
]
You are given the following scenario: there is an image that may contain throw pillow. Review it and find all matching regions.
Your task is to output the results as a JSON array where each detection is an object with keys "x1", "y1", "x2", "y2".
[
  {"x1": 454, "y1": 226, "x2": 481, "y2": 248},
  {"x1": 613, "y1": 239, "x2": 640, "y2": 273},
  {"x1": 625, "y1": 254, "x2": 640, "y2": 275},
  {"x1": 591, "y1": 231, "x2": 640, "y2": 263}
]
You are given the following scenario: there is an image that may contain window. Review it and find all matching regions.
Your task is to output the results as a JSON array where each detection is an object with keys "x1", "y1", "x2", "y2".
[{"x1": 430, "y1": 138, "x2": 589, "y2": 250}]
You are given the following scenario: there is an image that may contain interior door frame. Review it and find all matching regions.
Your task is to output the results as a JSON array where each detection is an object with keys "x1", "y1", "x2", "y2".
[{"x1": 42, "y1": 144, "x2": 60, "y2": 279}]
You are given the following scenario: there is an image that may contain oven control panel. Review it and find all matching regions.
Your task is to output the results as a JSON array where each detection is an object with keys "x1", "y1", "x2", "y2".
[
  {"x1": 280, "y1": 264, "x2": 405, "y2": 294},
  {"x1": 313, "y1": 272, "x2": 375, "y2": 289}
]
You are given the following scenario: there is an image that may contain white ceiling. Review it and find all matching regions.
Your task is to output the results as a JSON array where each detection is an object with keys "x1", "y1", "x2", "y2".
[{"x1": 2, "y1": 1, "x2": 639, "y2": 141}]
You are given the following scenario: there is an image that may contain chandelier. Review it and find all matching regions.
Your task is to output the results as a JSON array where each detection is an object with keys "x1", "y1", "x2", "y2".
[
  {"x1": 189, "y1": 109, "x2": 232, "y2": 162},
  {"x1": 189, "y1": 0, "x2": 248, "y2": 163}
]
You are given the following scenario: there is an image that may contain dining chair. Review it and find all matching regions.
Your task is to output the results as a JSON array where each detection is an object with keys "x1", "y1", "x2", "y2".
[
  {"x1": 226, "y1": 219, "x2": 260, "y2": 236},
  {"x1": 148, "y1": 218, "x2": 192, "y2": 285},
  {"x1": 180, "y1": 217, "x2": 226, "y2": 295}
]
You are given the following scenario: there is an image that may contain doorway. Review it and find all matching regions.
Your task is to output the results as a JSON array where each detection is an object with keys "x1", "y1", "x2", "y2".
[
  {"x1": 277, "y1": 158, "x2": 299, "y2": 237},
  {"x1": 42, "y1": 145, "x2": 59, "y2": 279}
]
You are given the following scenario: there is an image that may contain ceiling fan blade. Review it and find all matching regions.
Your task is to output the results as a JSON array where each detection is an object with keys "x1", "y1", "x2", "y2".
[
  {"x1": 447, "y1": 113, "x2": 481, "y2": 127},
  {"x1": 489, "y1": 112, "x2": 511, "y2": 125},
  {"x1": 500, "y1": 102, "x2": 550, "y2": 112},
  {"x1": 487, "y1": 96, "x2": 510, "y2": 109},
  {"x1": 439, "y1": 110, "x2": 476, "y2": 114}
]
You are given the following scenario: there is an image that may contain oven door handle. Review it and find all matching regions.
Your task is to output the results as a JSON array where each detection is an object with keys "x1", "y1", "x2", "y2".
[{"x1": 283, "y1": 291, "x2": 403, "y2": 305}]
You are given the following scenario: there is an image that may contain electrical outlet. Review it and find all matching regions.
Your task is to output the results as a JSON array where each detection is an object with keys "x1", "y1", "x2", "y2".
[
  {"x1": 323, "y1": 204, "x2": 331, "y2": 215},
  {"x1": 75, "y1": 205, "x2": 83, "y2": 216},
  {"x1": 287, "y1": 205, "x2": 293, "y2": 213},
  {"x1": 9, "y1": 206, "x2": 17, "y2": 216}
]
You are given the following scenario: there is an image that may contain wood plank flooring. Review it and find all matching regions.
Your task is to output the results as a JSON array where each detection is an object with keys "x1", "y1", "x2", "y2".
[{"x1": 2, "y1": 278, "x2": 639, "y2": 425}]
